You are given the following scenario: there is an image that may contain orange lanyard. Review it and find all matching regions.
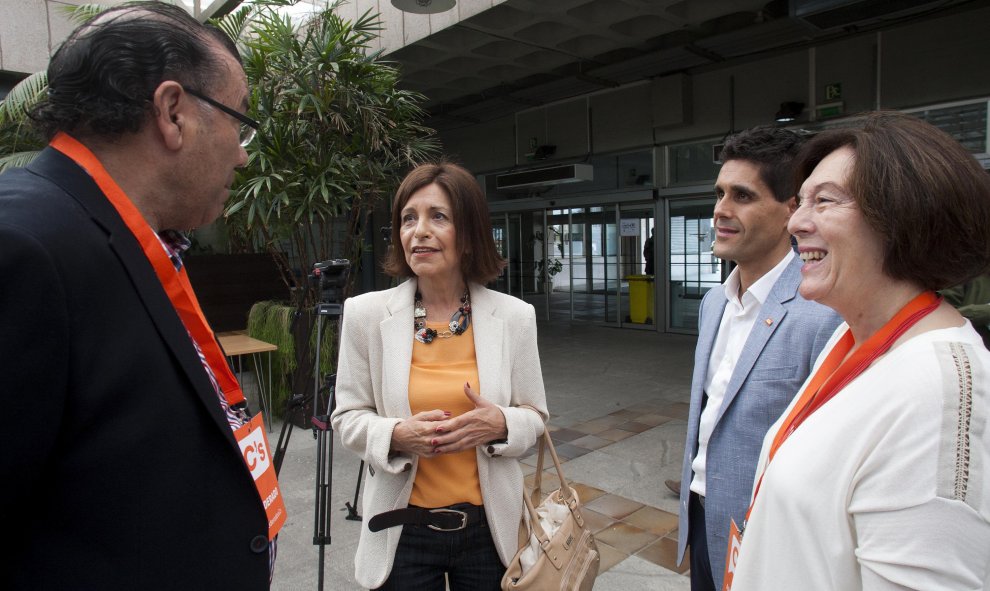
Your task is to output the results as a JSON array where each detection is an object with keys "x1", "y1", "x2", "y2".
[
  {"x1": 746, "y1": 290, "x2": 941, "y2": 522},
  {"x1": 51, "y1": 133, "x2": 245, "y2": 408}
]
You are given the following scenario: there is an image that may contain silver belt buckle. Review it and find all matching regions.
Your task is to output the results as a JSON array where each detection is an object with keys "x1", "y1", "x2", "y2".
[{"x1": 428, "y1": 508, "x2": 468, "y2": 531}]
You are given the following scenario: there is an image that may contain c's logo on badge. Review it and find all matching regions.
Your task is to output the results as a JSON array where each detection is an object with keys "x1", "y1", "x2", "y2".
[{"x1": 237, "y1": 426, "x2": 270, "y2": 479}]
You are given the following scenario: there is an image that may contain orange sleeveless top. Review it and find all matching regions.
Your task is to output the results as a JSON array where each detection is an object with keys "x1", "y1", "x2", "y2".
[{"x1": 408, "y1": 323, "x2": 483, "y2": 507}]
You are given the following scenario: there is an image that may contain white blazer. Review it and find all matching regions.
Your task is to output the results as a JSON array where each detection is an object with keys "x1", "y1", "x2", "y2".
[{"x1": 330, "y1": 279, "x2": 549, "y2": 589}]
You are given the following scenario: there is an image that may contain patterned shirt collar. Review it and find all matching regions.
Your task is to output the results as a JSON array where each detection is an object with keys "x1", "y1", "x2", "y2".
[{"x1": 157, "y1": 230, "x2": 192, "y2": 271}]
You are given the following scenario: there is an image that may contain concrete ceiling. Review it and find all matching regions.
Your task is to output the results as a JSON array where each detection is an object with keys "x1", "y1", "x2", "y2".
[{"x1": 386, "y1": 0, "x2": 980, "y2": 131}]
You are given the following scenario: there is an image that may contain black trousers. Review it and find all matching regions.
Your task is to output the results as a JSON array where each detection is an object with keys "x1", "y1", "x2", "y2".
[
  {"x1": 689, "y1": 492, "x2": 716, "y2": 591},
  {"x1": 375, "y1": 506, "x2": 504, "y2": 591}
]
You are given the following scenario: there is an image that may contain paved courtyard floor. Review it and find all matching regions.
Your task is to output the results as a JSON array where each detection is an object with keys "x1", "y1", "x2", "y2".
[{"x1": 264, "y1": 321, "x2": 698, "y2": 590}]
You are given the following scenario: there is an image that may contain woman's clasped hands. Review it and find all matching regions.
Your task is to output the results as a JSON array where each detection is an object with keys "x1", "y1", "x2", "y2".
[{"x1": 391, "y1": 382, "x2": 508, "y2": 457}]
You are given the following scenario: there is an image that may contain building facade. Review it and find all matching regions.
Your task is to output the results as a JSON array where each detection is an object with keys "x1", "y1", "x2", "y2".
[{"x1": 4, "y1": 0, "x2": 989, "y2": 333}]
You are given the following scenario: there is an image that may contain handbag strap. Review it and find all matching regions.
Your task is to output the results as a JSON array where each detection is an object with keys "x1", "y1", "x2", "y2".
[
  {"x1": 533, "y1": 431, "x2": 575, "y2": 505},
  {"x1": 515, "y1": 405, "x2": 574, "y2": 503},
  {"x1": 515, "y1": 404, "x2": 585, "y2": 542}
]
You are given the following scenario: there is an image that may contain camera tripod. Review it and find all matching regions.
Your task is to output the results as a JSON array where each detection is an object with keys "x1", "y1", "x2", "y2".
[{"x1": 271, "y1": 260, "x2": 363, "y2": 591}]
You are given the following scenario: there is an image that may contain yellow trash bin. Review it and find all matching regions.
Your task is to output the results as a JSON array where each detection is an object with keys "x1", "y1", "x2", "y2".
[{"x1": 625, "y1": 274, "x2": 655, "y2": 324}]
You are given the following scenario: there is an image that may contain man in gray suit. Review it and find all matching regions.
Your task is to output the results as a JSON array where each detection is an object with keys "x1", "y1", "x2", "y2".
[{"x1": 673, "y1": 127, "x2": 841, "y2": 590}]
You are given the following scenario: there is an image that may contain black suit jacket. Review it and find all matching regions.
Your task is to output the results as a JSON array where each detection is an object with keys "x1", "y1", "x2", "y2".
[{"x1": 0, "y1": 148, "x2": 271, "y2": 589}]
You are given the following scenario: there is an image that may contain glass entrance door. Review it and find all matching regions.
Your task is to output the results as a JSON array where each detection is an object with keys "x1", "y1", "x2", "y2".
[
  {"x1": 491, "y1": 213, "x2": 527, "y2": 298},
  {"x1": 545, "y1": 209, "x2": 573, "y2": 321},
  {"x1": 618, "y1": 206, "x2": 656, "y2": 326},
  {"x1": 668, "y1": 197, "x2": 721, "y2": 330},
  {"x1": 491, "y1": 214, "x2": 509, "y2": 295},
  {"x1": 491, "y1": 199, "x2": 654, "y2": 327},
  {"x1": 544, "y1": 206, "x2": 620, "y2": 322}
]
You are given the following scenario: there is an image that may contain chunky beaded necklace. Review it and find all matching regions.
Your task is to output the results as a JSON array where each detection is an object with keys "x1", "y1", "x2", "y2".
[{"x1": 414, "y1": 289, "x2": 471, "y2": 344}]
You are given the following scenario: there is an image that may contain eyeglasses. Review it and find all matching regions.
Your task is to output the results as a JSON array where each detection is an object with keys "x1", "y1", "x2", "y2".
[{"x1": 183, "y1": 87, "x2": 259, "y2": 147}]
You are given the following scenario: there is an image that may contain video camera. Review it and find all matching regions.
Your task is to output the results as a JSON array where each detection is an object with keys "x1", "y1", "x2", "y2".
[{"x1": 309, "y1": 259, "x2": 350, "y2": 306}]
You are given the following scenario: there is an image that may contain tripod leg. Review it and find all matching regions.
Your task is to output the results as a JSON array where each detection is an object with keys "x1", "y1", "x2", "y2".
[
  {"x1": 273, "y1": 394, "x2": 305, "y2": 476},
  {"x1": 273, "y1": 419, "x2": 292, "y2": 476},
  {"x1": 344, "y1": 460, "x2": 364, "y2": 521},
  {"x1": 312, "y1": 414, "x2": 333, "y2": 591}
]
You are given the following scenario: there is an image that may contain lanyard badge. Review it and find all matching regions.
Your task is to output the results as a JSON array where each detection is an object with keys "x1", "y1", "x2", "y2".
[{"x1": 235, "y1": 414, "x2": 288, "y2": 538}]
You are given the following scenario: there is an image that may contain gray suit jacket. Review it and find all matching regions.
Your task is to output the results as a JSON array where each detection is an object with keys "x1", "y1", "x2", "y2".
[
  {"x1": 675, "y1": 256, "x2": 841, "y2": 588},
  {"x1": 330, "y1": 279, "x2": 548, "y2": 588}
]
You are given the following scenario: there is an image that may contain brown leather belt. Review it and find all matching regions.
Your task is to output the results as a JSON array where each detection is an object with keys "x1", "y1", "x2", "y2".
[{"x1": 368, "y1": 504, "x2": 486, "y2": 532}]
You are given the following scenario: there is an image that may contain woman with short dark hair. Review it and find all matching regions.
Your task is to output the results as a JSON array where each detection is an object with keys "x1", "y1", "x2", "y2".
[
  {"x1": 331, "y1": 161, "x2": 548, "y2": 590},
  {"x1": 727, "y1": 112, "x2": 990, "y2": 590}
]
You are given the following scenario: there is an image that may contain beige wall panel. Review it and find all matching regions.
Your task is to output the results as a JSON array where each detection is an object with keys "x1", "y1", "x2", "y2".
[
  {"x1": 439, "y1": 114, "x2": 515, "y2": 173},
  {"x1": 652, "y1": 73, "x2": 692, "y2": 128},
  {"x1": 731, "y1": 52, "x2": 808, "y2": 131},
  {"x1": 403, "y1": 11, "x2": 431, "y2": 45},
  {"x1": 1, "y1": 0, "x2": 52, "y2": 74},
  {"x1": 429, "y1": 4, "x2": 459, "y2": 32},
  {"x1": 815, "y1": 34, "x2": 876, "y2": 116},
  {"x1": 379, "y1": 0, "x2": 406, "y2": 53},
  {"x1": 515, "y1": 107, "x2": 547, "y2": 163},
  {"x1": 547, "y1": 97, "x2": 589, "y2": 160},
  {"x1": 656, "y1": 70, "x2": 731, "y2": 144},
  {"x1": 591, "y1": 83, "x2": 652, "y2": 153},
  {"x1": 881, "y1": 6, "x2": 990, "y2": 109}
]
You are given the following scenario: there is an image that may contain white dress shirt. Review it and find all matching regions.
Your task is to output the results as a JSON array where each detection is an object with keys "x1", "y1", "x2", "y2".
[{"x1": 690, "y1": 250, "x2": 794, "y2": 498}]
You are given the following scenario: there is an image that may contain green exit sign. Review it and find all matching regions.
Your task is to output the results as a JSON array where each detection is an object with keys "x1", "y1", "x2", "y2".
[
  {"x1": 816, "y1": 101, "x2": 844, "y2": 119},
  {"x1": 825, "y1": 83, "x2": 842, "y2": 101}
]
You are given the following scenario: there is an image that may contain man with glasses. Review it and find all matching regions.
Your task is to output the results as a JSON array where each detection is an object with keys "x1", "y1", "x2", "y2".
[
  {"x1": 0, "y1": 4, "x2": 277, "y2": 590},
  {"x1": 184, "y1": 87, "x2": 260, "y2": 148}
]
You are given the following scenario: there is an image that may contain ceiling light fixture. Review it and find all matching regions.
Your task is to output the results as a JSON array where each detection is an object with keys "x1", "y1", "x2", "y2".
[
  {"x1": 391, "y1": 0, "x2": 456, "y2": 14},
  {"x1": 774, "y1": 101, "x2": 805, "y2": 123}
]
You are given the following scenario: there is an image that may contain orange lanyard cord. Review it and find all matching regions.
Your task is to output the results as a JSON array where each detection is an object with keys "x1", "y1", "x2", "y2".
[
  {"x1": 746, "y1": 290, "x2": 941, "y2": 523},
  {"x1": 50, "y1": 133, "x2": 245, "y2": 407}
]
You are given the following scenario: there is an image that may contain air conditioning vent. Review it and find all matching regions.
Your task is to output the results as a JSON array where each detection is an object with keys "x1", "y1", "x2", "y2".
[{"x1": 495, "y1": 164, "x2": 593, "y2": 191}]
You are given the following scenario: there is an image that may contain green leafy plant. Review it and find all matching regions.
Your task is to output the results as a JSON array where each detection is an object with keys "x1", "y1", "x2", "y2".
[
  {"x1": 540, "y1": 257, "x2": 563, "y2": 280},
  {"x1": 226, "y1": 2, "x2": 438, "y2": 305},
  {"x1": 247, "y1": 299, "x2": 343, "y2": 414},
  {"x1": 0, "y1": 71, "x2": 48, "y2": 172},
  {"x1": 532, "y1": 228, "x2": 565, "y2": 283},
  {"x1": 0, "y1": 1, "x2": 438, "y2": 411}
]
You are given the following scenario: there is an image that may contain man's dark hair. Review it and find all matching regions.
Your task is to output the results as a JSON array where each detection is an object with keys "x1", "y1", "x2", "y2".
[
  {"x1": 30, "y1": 1, "x2": 240, "y2": 140},
  {"x1": 720, "y1": 126, "x2": 806, "y2": 202}
]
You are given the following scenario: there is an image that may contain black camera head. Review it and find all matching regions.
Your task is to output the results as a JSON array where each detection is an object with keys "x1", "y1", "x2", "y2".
[
  {"x1": 311, "y1": 259, "x2": 350, "y2": 288},
  {"x1": 309, "y1": 259, "x2": 350, "y2": 307}
]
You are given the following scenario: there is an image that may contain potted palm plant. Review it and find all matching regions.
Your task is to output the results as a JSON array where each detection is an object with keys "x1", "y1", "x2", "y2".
[
  {"x1": 226, "y1": 2, "x2": 438, "y2": 417},
  {"x1": 537, "y1": 257, "x2": 563, "y2": 292},
  {"x1": 532, "y1": 228, "x2": 565, "y2": 293},
  {"x1": 0, "y1": 2, "x2": 438, "y2": 419}
]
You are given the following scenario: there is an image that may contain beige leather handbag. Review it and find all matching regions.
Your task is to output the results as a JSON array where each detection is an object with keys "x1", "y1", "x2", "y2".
[{"x1": 501, "y1": 428, "x2": 600, "y2": 590}]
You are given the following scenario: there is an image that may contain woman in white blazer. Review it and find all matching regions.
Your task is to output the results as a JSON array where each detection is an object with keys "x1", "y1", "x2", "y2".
[
  {"x1": 727, "y1": 113, "x2": 990, "y2": 590},
  {"x1": 331, "y1": 162, "x2": 548, "y2": 590}
]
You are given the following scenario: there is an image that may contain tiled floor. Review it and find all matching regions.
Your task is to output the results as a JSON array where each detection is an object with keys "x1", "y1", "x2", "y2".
[
  {"x1": 521, "y1": 405, "x2": 692, "y2": 580},
  {"x1": 268, "y1": 321, "x2": 699, "y2": 590}
]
